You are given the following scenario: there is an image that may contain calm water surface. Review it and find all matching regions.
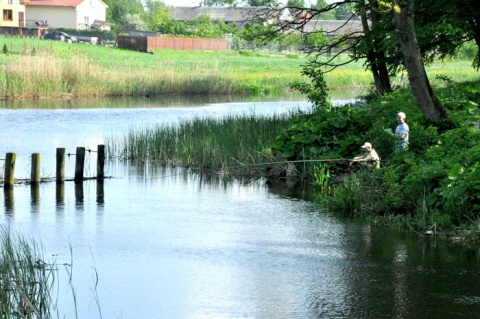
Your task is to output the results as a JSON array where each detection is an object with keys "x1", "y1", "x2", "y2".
[{"x1": 1, "y1": 96, "x2": 480, "y2": 319}]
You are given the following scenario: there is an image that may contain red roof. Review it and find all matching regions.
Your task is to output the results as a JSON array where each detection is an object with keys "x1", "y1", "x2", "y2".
[{"x1": 25, "y1": 0, "x2": 85, "y2": 6}]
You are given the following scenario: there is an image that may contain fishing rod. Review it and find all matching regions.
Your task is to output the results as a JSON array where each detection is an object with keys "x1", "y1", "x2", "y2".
[{"x1": 224, "y1": 158, "x2": 351, "y2": 169}]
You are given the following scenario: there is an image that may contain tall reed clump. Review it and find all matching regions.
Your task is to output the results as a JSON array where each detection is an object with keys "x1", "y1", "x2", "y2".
[
  {"x1": 2, "y1": 53, "x2": 105, "y2": 99},
  {"x1": 0, "y1": 227, "x2": 55, "y2": 318},
  {"x1": 106, "y1": 112, "x2": 299, "y2": 177}
]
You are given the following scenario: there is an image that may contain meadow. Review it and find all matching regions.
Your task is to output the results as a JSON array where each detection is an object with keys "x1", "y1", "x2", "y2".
[{"x1": 2, "y1": 35, "x2": 477, "y2": 100}]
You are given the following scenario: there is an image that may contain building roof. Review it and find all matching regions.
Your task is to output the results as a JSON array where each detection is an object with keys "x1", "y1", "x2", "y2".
[
  {"x1": 172, "y1": 6, "x2": 290, "y2": 25},
  {"x1": 24, "y1": 0, "x2": 83, "y2": 6},
  {"x1": 24, "y1": 0, "x2": 107, "y2": 7},
  {"x1": 302, "y1": 19, "x2": 363, "y2": 36}
]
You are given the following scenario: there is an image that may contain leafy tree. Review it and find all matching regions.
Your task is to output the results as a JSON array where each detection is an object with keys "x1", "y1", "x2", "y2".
[
  {"x1": 290, "y1": 60, "x2": 333, "y2": 111},
  {"x1": 104, "y1": 0, "x2": 146, "y2": 33},
  {"x1": 276, "y1": 0, "x2": 394, "y2": 95},
  {"x1": 456, "y1": 0, "x2": 480, "y2": 68},
  {"x1": 237, "y1": 23, "x2": 275, "y2": 43},
  {"x1": 145, "y1": 1, "x2": 175, "y2": 32},
  {"x1": 305, "y1": 31, "x2": 329, "y2": 47},
  {"x1": 311, "y1": 0, "x2": 335, "y2": 20},
  {"x1": 184, "y1": 15, "x2": 227, "y2": 38},
  {"x1": 277, "y1": 0, "x2": 472, "y2": 120},
  {"x1": 393, "y1": 0, "x2": 448, "y2": 120},
  {"x1": 416, "y1": 0, "x2": 480, "y2": 69},
  {"x1": 332, "y1": 1, "x2": 355, "y2": 20}
]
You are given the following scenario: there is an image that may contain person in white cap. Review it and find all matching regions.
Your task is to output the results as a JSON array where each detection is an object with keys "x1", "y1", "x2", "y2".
[
  {"x1": 395, "y1": 111, "x2": 409, "y2": 152},
  {"x1": 349, "y1": 142, "x2": 380, "y2": 169}
]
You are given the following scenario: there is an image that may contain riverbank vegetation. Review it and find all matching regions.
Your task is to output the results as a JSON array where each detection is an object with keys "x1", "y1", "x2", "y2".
[
  {"x1": 0, "y1": 227, "x2": 56, "y2": 318},
  {"x1": 274, "y1": 79, "x2": 480, "y2": 238},
  {"x1": 106, "y1": 76, "x2": 480, "y2": 237},
  {"x1": 1, "y1": 36, "x2": 478, "y2": 101},
  {"x1": 105, "y1": 112, "x2": 294, "y2": 178}
]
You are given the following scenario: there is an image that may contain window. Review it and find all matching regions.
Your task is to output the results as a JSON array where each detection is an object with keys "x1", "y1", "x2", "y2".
[
  {"x1": 3, "y1": 10, "x2": 13, "y2": 21},
  {"x1": 8, "y1": 0, "x2": 13, "y2": 4}
]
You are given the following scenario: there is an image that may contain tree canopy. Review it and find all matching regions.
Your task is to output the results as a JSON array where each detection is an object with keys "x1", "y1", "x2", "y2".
[{"x1": 274, "y1": 0, "x2": 477, "y2": 120}]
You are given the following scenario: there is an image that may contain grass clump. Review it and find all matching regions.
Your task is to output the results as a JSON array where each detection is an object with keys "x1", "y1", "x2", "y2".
[
  {"x1": 0, "y1": 227, "x2": 56, "y2": 318},
  {"x1": 106, "y1": 112, "x2": 298, "y2": 178}
]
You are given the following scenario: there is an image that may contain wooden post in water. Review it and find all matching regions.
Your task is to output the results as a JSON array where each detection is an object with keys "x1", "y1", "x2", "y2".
[
  {"x1": 74, "y1": 147, "x2": 85, "y2": 184},
  {"x1": 31, "y1": 153, "x2": 41, "y2": 184},
  {"x1": 97, "y1": 144, "x2": 105, "y2": 179},
  {"x1": 4, "y1": 153, "x2": 16, "y2": 188},
  {"x1": 55, "y1": 183, "x2": 65, "y2": 208},
  {"x1": 56, "y1": 148, "x2": 66, "y2": 184}
]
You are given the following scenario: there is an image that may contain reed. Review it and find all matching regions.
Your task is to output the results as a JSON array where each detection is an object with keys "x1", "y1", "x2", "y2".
[
  {"x1": 0, "y1": 227, "x2": 55, "y2": 318},
  {"x1": 105, "y1": 111, "x2": 300, "y2": 176}
]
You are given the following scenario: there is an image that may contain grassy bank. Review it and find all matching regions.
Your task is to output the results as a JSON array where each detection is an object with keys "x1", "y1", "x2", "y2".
[
  {"x1": 1, "y1": 36, "x2": 478, "y2": 100},
  {"x1": 272, "y1": 80, "x2": 480, "y2": 237}
]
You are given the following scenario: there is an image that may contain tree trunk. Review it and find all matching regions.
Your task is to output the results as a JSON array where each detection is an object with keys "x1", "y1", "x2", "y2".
[
  {"x1": 393, "y1": 0, "x2": 448, "y2": 121},
  {"x1": 359, "y1": 0, "x2": 392, "y2": 95}
]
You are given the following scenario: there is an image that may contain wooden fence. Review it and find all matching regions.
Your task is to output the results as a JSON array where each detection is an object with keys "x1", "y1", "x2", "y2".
[
  {"x1": 2, "y1": 145, "x2": 106, "y2": 188},
  {"x1": 117, "y1": 36, "x2": 229, "y2": 52},
  {"x1": 0, "y1": 26, "x2": 43, "y2": 37}
]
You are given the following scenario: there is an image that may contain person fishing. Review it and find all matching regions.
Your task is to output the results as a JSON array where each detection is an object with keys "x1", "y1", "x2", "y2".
[
  {"x1": 394, "y1": 112, "x2": 409, "y2": 152},
  {"x1": 349, "y1": 142, "x2": 380, "y2": 169}
]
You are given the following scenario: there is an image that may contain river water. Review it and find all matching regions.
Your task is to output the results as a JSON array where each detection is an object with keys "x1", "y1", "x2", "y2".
[{"x1": 1, "y1": 95, "x2": 480, "y2": 319}]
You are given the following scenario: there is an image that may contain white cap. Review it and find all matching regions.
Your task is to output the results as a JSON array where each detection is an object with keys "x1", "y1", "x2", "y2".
[
  {"x1": 361, "y1": 142, "x2": 372, "y2": 148},
  {"x1": 397, "y1": 112, "x2": 406, "y2": 118}
]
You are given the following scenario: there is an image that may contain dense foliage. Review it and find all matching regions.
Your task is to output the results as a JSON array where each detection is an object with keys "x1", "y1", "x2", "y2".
[{"x1": 273, "y1": 80, "x2": 480, "y2": 234}]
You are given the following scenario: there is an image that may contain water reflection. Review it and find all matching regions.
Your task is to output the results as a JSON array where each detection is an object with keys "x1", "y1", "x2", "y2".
[
  {"x1": 30, "y1": 184, "x2": 40, "y2": 212},
  {"x1": 96, "y1": 180, "x2": 105, "y2": 206},
  {"x1": 74, "y1": 183, "x2": 84, "y2": 209},
  {"x1": 0, "y1": 94, "x2": 305, "y2": 109},
  {"x1": 54, "y1": 185, "x2": 64, "y2": 211},
  {"x1": 3, "y1": 187, "x2": 14, "y2": 215},
  {"x1": 0, "y1": 90, "x2": 361, "y2": 110}
]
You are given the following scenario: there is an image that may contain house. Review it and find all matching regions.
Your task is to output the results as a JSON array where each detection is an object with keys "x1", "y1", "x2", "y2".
[
  {"x1": 301, "y1": 19, "x2": 364, "y2": 39},
  {"x1": 172, "y1": 6, "x2": 292, "y2": 28},
  {"x1": 23, "y1": 0, "x2": 110, "y2": 30},
  {"x1": 1, "y1": 0, "x2": 25, "y2": 27}
]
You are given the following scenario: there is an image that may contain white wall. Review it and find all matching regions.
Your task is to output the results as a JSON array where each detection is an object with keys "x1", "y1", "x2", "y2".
[
  {"x1": 25, "y1": 0, "x2": 107, "y2": 30},
  {"x1": 76, "y1": 0, "x2": 107, "y2": 29},
  {"x1": 26, "y1": 7, "x2": 76, "y2": 29}
]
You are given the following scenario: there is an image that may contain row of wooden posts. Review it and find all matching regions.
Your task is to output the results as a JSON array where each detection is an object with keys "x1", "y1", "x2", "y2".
[{"x1": 3, "y1": 145, "x2": 105, "y2": 188}]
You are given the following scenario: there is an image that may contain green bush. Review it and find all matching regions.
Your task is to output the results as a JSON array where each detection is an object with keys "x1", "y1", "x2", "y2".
[{"x1": 273, "y1": 77, "x2": 480, "y2": 232}]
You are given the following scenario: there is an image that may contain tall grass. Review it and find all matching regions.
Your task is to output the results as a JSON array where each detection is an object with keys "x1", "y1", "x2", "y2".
[
  {"x1": 105, "y1": 111, "x2": 299, "y2": 176},
  {"x1": 0, "y1": 37, "x2": 309, "y2": 99},
  {"x1": 0, "y1": 227, "x2": 55, "y2": 318},
  {"x1": 1, "y1": 36, "x2": 476, "y2": 100},
  {"x1": 0, "y1": 227, "x2": 98, "y2": 319}
]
